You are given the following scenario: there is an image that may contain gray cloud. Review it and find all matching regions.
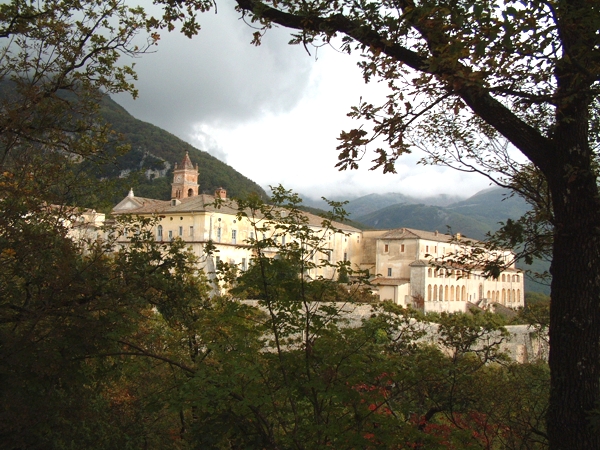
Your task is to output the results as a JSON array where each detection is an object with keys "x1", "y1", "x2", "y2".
[
  {"x1": 114, "y1": 4, "x2": 313, "y2": 142},
  {"x1": 111, "y1": 1, "x2": 491, "y2": 200},
  {"x1": 188, "y1": 126, "x2": 228, "y2": 162}
]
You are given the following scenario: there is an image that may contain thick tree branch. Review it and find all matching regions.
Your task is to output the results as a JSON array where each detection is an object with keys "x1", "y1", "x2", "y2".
[{"x1": 235, "y1": 0, "x2": 553, "y2": 173}]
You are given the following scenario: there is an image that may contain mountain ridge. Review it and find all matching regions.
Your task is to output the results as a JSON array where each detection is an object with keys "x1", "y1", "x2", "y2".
[{"x1": 91, "y1": 95, "x2": 268, "y2": 203}]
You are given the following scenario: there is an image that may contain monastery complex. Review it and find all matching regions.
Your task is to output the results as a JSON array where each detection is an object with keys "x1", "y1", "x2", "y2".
[{"x1": 112, "y1": 153, "x2": 524, "y2": 312}]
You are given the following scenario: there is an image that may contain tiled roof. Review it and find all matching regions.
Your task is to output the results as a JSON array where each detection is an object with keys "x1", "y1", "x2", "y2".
[
  {"x1": 303, "y1": 212, "x2": 361, "y2": 232},
  {"x1": 112, "y1": 192, "x2": 361, "y2": 232},
  {"x1": 112, "y1": 196, "x2": 170, "y2": 214},
  {"x1": 409, "y1": 259, "x2": 429, "y2": 267},
  {"x1": 180, "y1": 151, "x2": 195, "y2": 170},
  {"x1": 371, "y1": 277, "x2": 411, "y2": 285},
  {"x1": 380, "y1": 227, "x2": 477, "y2": 243}
]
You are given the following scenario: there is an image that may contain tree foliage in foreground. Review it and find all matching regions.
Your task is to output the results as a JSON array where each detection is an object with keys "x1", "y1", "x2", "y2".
[
  {"x1": 163, "y1": 188, "x2": 551, "y2": 449},
  {"x1": 153, "y1": 1, "x2": 600, "y2": 447},
  {"x1": 1, "y1": 182, "x2": 550, "y2": 448},
  {"x1": 0, "y1": 1, "x2": 553, "y2": 447}
]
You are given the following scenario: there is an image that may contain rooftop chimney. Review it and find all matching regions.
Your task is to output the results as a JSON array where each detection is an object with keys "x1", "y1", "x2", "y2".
[{"x1": 215, "y1": 187, "x2": 227, "y2": 200}]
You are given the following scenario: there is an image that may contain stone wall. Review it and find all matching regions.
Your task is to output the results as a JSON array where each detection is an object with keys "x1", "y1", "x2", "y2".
[{"x1": 241, "y1": 301, "x2": 548, "y2": 363}]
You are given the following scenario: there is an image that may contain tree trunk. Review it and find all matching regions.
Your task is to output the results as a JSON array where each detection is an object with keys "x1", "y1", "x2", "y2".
[{"x1": 547, "y1": 141, "x2": 600, "y2": 449}]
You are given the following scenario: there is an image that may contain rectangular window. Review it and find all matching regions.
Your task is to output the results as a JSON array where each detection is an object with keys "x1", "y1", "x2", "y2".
[
  {"x1": 384, "y1": 244, "x2": 389, "y2": 252},
  {"x1": 241, "y1": 258, "x2": 247, "y2": 271},
  {"x1": 282, "y1": 235, "x2": 286, "y2": 245},
  {"x1": 215, "y1": 256, "x2": 220, "y2": 265},
  {"x1": 343, "y1": 252, "x2": 347, "y2": 261},
  {"x1": 168, "y1": 230, "x2": 173, "y2": 240},
  {"x1": 189, "y1": 226, "x2": 194, "y2": 237},
  {"x1": 250, "y1": 231, "x2": 255, "y2": 240},
  {"x1": 425, "y1": 245, "x2": 429, "y2": 253},
  {"x1": 387, "y1": 268, "x2": 392, "y2": 277},
  {"x1": 327, "y1": 251, "x2": 332, "y2": 262},
  {"x1": 232, "y1": 229, "x2": 237, "y2": 244},
  {"x1": 217, "y1": 227, "x2": 221, "y2": 242},
  {"x1": 401, "y1": 244, "x2": 405, "y2": 252},
  {"x1": 179, "y1": 226, "x2": 183, "y2": 236}
]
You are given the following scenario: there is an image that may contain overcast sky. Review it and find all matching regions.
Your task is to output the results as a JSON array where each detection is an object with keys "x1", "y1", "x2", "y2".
[{"x1": 113, "y1": 0, "x2": 492, "y2": 201}]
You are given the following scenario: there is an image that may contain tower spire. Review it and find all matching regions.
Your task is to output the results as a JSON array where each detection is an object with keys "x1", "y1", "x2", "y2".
[{"x1": 171, "y1": 152, "x2": 199, "y2": 199}]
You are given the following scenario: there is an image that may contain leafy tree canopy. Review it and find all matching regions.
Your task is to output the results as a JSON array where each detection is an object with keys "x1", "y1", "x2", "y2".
[{"x1": 153, "y1": 1, "x2": 600, "y2": 447}]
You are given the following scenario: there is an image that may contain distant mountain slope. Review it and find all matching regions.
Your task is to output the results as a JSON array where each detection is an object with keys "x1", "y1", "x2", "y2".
[
  {"x1": 301, "y1": 192, "x2": 463, "y2": 217},
  {"x1": 344, "y1": 193, "x2": 462, "y2": 218},
  {"x1": 91, "y1": 96, "x2": 267, "y2": 201},
  {"x1": 355, "y1": 187, "x2": 530, "y2": 238},
  {"x1": 297, "y1": 205, "x2": 371, "y2": 231},
  {"x1": 356, "y1": 203, "x2": 493, "y2": 240},
  {"x1": 445, "y1": 187, "x2": 530, "y2": 225}
]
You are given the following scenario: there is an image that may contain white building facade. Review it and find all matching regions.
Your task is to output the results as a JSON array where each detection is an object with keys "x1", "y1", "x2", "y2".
[
  {"x1": 360, "y1": 228, "x2": 524, "y2": 312},
  {"x1": 112, "y1": 153, "x2": 524, "y2": 312}
]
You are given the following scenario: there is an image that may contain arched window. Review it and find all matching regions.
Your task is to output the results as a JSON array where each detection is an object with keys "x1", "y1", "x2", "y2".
[
  {"x1": 502, "y1": 274, "x2": 506, "y2": 282},
  {"x1": 502, "y1": 289, "x2": 506, "y2": 304},
  {"x1": 428, "y1": 268, "x2": 432, "y2": 277},
  {"x1": 450, "y1": 285, "x2": 455, "y2": 301},
  {"x1": 427, "y1": 284, "x2": 432, "y2": 301},
  {"x1": 462, "y1": 286, "x2": 466, "y2": 301},
  {"x1": 187, "y1": 188, "x2": 194, "y2": 197},
  {"x1": 517, "y1": 289, "x2": 521, "y2": 302},
  {"x1": 157, "y1": 225, "x2": 163, "y2": 240},
  {"x1": 433, "y1": 285, "x2": 438, "y2": 301},
  {"x1": 444, "y1": 285, "x2": 449, "y2": 301},
  {"x1": 487, "y1": 290, "x2": 491, "y2": 300},
  {"x1": 439, "y1": 285, "x2": 444, "y2": 301}
]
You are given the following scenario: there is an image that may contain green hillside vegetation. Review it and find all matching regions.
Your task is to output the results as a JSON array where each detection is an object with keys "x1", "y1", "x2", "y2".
[{"x1": 78, "y1": 96, "x2": 267, "y2": 207}]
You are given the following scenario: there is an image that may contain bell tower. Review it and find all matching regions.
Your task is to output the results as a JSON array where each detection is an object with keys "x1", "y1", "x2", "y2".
[{"x1": 171, "y1": 151, "x2": 199, "y2": 199}]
